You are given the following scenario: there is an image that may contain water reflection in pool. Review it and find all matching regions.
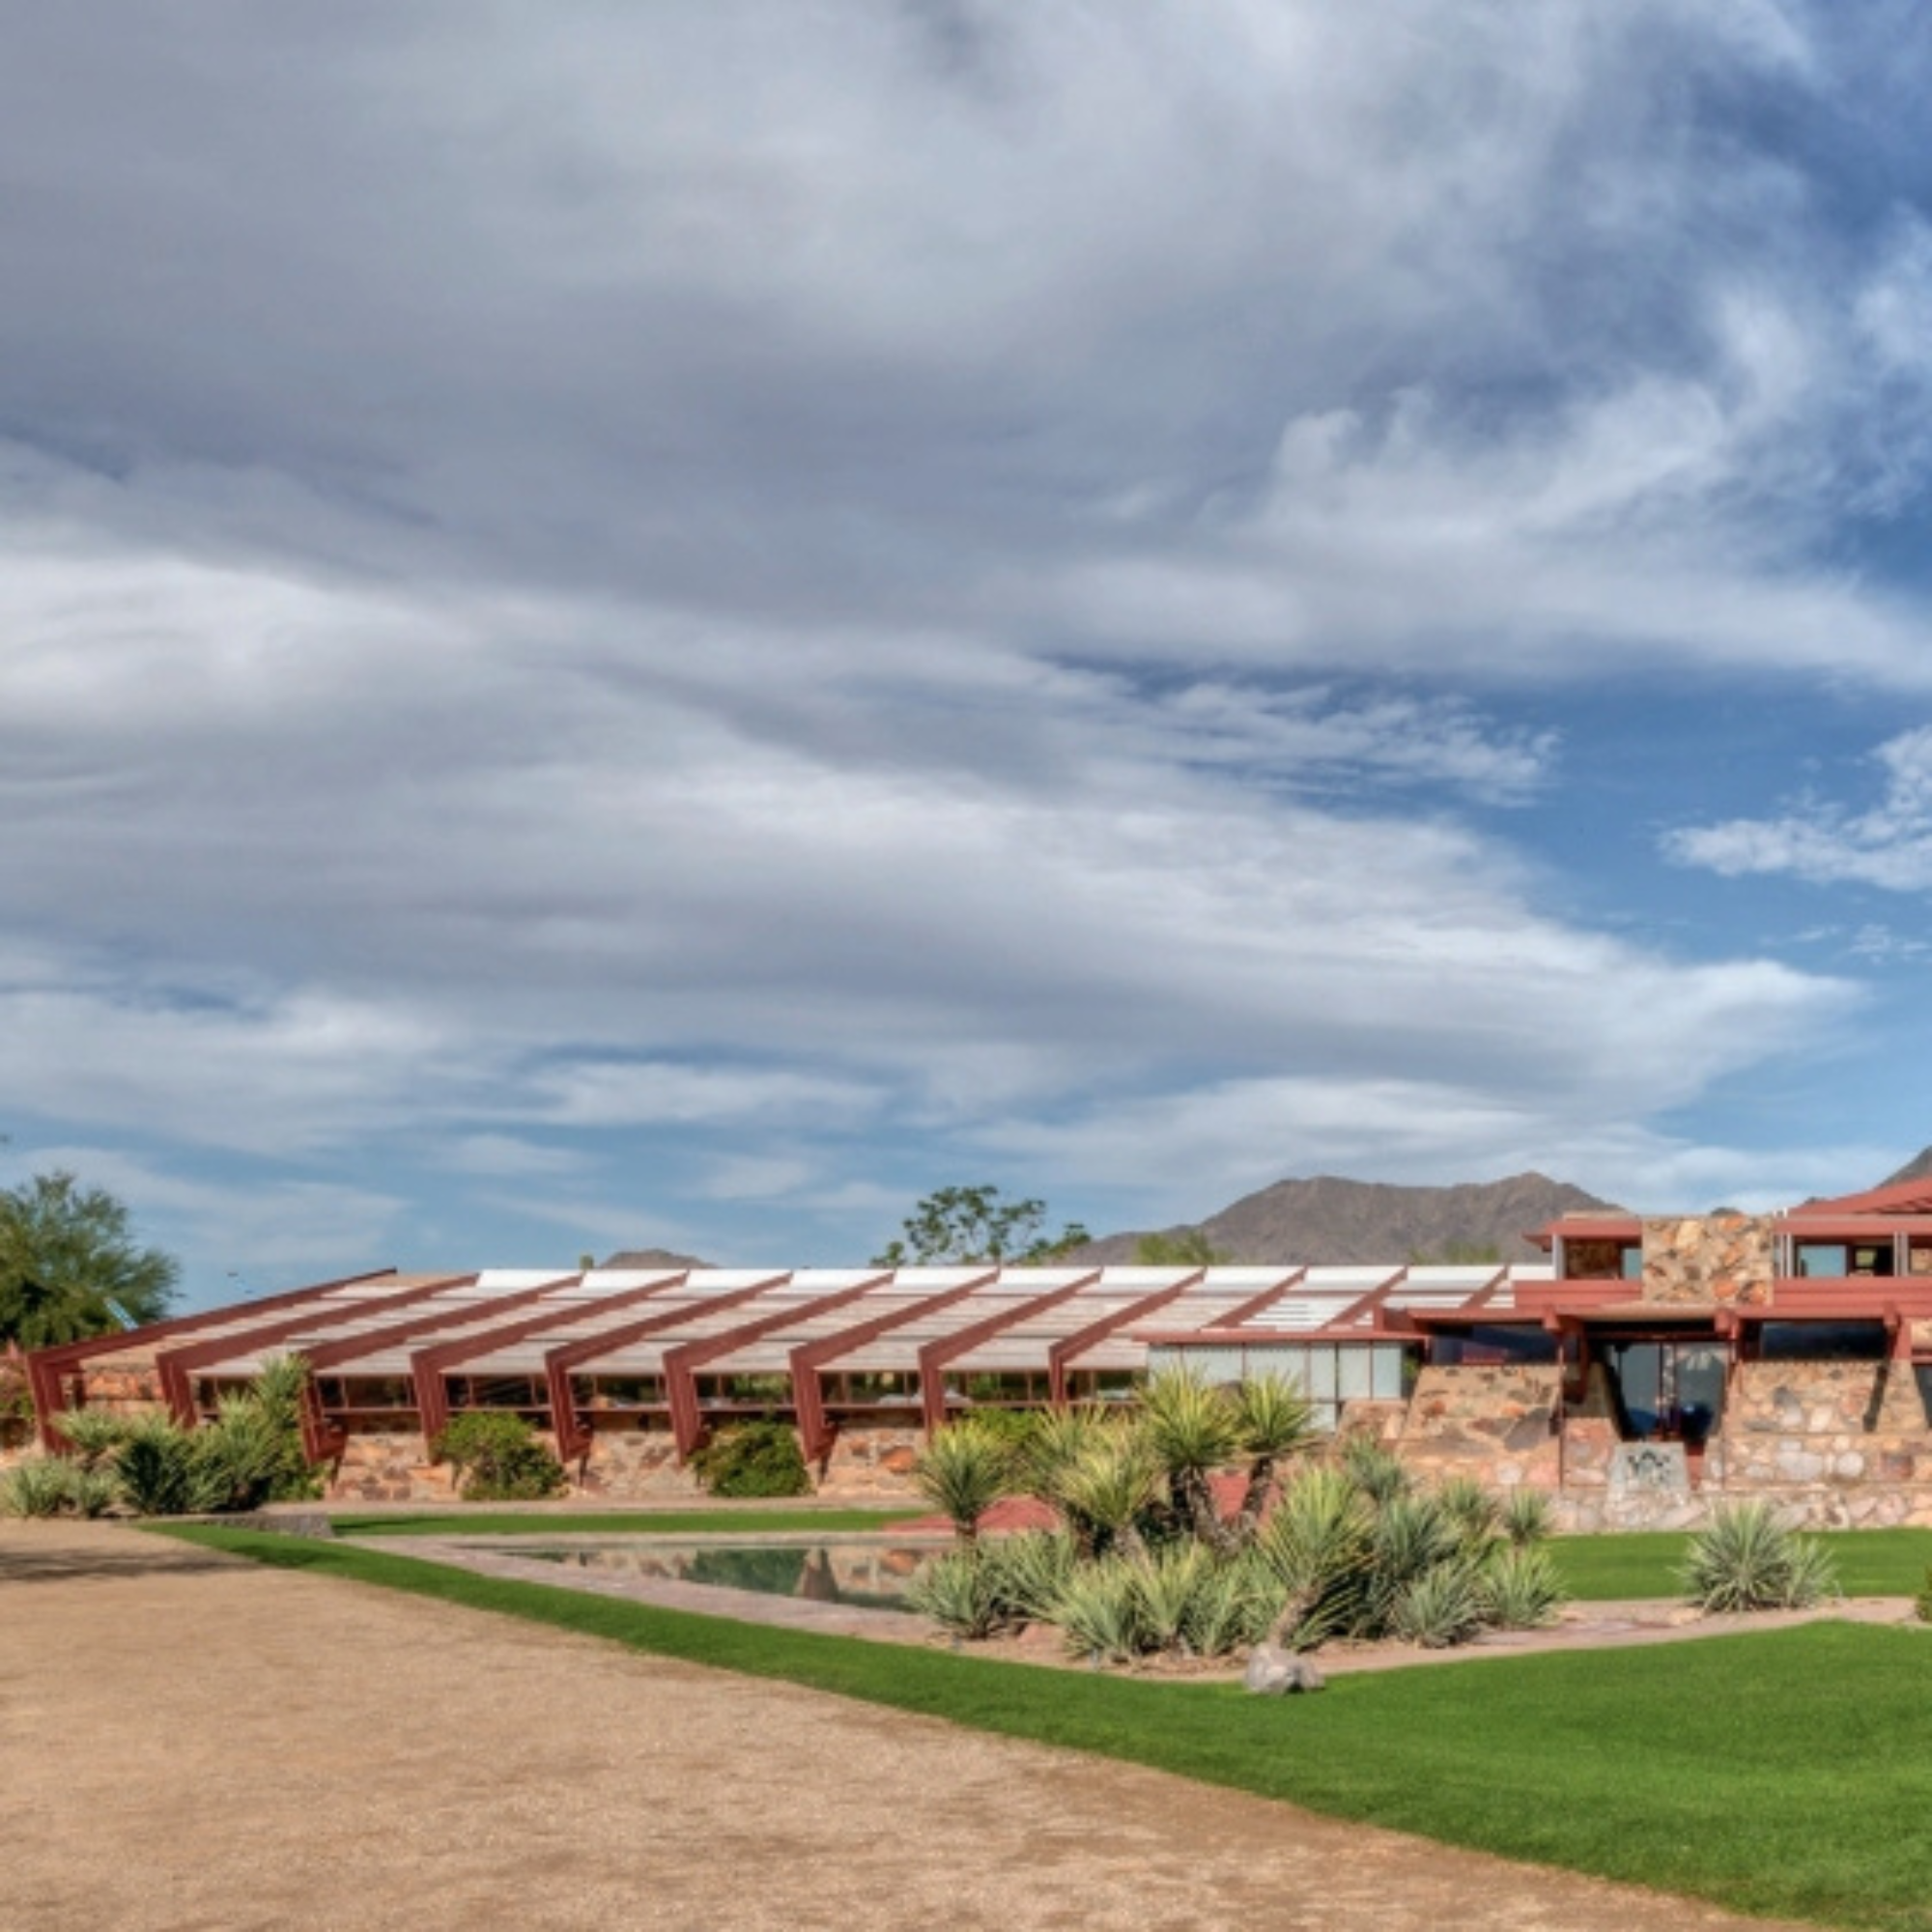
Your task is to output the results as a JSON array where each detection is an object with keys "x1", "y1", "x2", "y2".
[{"x1": 510, "y1": 1541, "x2": 944, "y2": 1611}]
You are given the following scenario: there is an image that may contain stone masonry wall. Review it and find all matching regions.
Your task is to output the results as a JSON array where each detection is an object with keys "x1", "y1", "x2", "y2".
[
  {"x1": 1397, "y1": 1365, "x2": 1561, "y2": 1488},
  {"x1": 570, "y1": 1419, "x2": 705, "y2": 1499},
  {"x1": 817, "y1": 1423, "x2": 923, "y2": 1498},
  {"x1": 1707, "y1": 1358, "x2": 1932, "y2": 1489},
  {"x1": 1640, "y1": 1213, "x2": 1775, "y2": 1306}
]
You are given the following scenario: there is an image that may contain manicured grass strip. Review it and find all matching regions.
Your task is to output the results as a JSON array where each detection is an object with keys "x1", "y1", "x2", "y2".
[
  {"x1": 330, "y1": 1509, "x2": 926, "y2": 1539},
  {"x1": 160, "y1": 1524, "x2": 1932, "y2": 1932},
  {"x1": 1552, "y1": 1526, "x2": 1932, "y2": 1601}
]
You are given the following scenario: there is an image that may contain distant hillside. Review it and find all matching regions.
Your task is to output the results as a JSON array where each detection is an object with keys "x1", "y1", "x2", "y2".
[
  {"x1": 1071, "y1": 1172, "x2": 1623, "y2": 1267},
  {"x1": 1882, "y1": 1147, "x2": 1932, "y2": 1187},
  {"x1": 601, "y1": 1247, "x2": 712, "y2": 1270}
]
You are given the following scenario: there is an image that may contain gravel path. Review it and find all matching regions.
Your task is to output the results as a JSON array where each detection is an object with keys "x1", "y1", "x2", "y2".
[{"x1": 0, "y1": 1521, "x2": 1811, "y2": 1932}]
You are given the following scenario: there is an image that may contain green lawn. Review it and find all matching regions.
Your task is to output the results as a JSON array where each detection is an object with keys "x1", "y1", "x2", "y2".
[
  {"x1": 330, "y1": 1508, "x2": 926, "y2": 1539},
  {"x1": 1552, "y1": 1526, "x2": 1932, "y2": 1601},
  {"x1": 163, "y1": 1522, "x2": 1932, "y2": 1932}
]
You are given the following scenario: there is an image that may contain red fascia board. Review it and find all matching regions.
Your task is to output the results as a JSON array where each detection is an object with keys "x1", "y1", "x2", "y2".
[
  {"x1": 409, "y1": 1273, "x2": 688, "y2": 1449},
  {"x1": 1782, "y1": 1216, "x2": 1932, "y2": 1237},
  {"x1": 1548, "y1": 1218, "x2": 1643, "y2": 1243},
  {"x1": 1784, "y1": 1179, "x2": 1932, "y2": 1220},
  {"x1": 156, "y1": 1275, "x2": 474, "y2": 1428},
  {"x1": 665, "y1": 1276, "x2": 889, "y2": 1458},
  {"x1": 1047, "y1": 1273, "x2": 1203, "y2": 1403},
  {"x1": 27, "y1": 1267, "x2": 398, "y2": 1446},
  {"x1": 295, "y1": 1273, "x2": 581, "y2": 1465},
  {"x1": 1733, "y1": 1282, "x2": 1932, "y2": 1319},
  {"x1": 1511, "y1": 1279, "x2": 1645, "y2": 1317},
  {"x1": 917, "y1": 1274, "x2": 1097, "y2": 1435},
  {"x1": 789, "y1": 1273, "x2": 994, "y2": 1463},
  {"x1": 546, "y1": 1273, "x2": 789, "y2": 1463}
]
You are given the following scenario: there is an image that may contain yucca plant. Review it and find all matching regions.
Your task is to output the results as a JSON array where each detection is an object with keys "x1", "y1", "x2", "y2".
[
  {"x1": 1050, "y1": 1556, "x2": 1147, "y2": 1662},
  {"x1": 982, "y1": 1528, "x2": 1077, "y2": 1625},
  {"x1": 905, "y1": 1548, "x2": 1007, "y2": 1640},
  {"x1": 1053, "y1": 1434, "x2": 1163, "y2": 1559},
  {"x1": 1435, "y1": 1473, "x2": 1502, "y2": 1553},
  {"x1": 67, "y1": 1465, "x2": 119, "y2": 1519},
  {"x1": 1016, "y1": 1404, "x2": 1110, "y2": 1498},
  {"x1": 912, "y1": 1418, "x2": 1012, "y2": 1548},
  {"x1": 1500, "y1": 1485, "x2": 1555, "y2": 1548},
  {"x1": 1339, "y1": 1434, "x2": 1412, "y2": 1504},
  {"x1": 1130, "y1": 1542, "x2": 1212, "y2": 1654},
  {"x1": 1682, "y1": 1502, "x2": 1837, "y2": 1613},
  {"x1": 1388, "y1": 1560, "x2": 1488, "y2": 1648},
  {"x1": 1364, "y1": 1491, "x2": 1457, "y2": 1632},
  {"x1": 49, "y1": 1406, "x2": 129, "y2": 1472},
  {"x1": 1139, "y1": 1365, "x2": 1242, "y2": 1551},
  {"x1": 1182, "y1": 1552, "x2": 1276, "y2": 1658},
  {"x1": 1479, "y1": 1544, "x2": 1567, "y2": 1630},
  {"x1": 0, "y1": 1454, "x2": 80, "y2": 1518},
  {"x1": 112, "y1": 1414, "x2": 205, "y2": 1517},
  {"x1": 1229, "y1": 1373, "x2": 1316, "y2": 1538},
  {"x1": 1257, "y1": 1463, "x2": 1374, "y2": 1648}
]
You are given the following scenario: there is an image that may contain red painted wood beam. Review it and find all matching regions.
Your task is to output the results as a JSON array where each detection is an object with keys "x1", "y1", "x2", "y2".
[
  {"x1": 293, "y1": 1273, "x2": 582, "y2": 1465},
  {"x1": 155, "y1": 1275, "x2": 475, "y2": 1429},
  {"x1": 788, "y1": 1272, "x2": 995, "y2": 1463},
  {"x1": 917, "y1": 1272, "x2": 1098, "y2": 1435},
  {"x1": 410, "y1": 1273, "x2": 689, "y2": 1451},
  {"x1": 26, "y1": 1267, "x2": 398, "y2": 1447},
  {"x1": 1045, "y1": 1272, "x2": 1203, "y2": 1405},
  {"x1": 665, "y1": 1276, "x2": 889, "y2": 1461},
  {"x1": 1314, "y1": 1265, "x2": 1413, "y2": 1338},
  {"x1": 544, "y1": 1274, "x2": 789, "y2": 1464}
]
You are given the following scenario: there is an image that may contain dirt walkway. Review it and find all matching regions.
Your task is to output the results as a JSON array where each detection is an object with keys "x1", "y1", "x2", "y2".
[{"x1": 0, "y1": 1522, "x2": 1809, "y2": 1932}]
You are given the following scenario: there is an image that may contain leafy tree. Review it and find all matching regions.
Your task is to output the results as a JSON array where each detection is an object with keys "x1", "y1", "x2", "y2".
[
  {"x1": 872, "y1": 1184, "x2": 1088, "y2": 1267},
  {"x1": 1406, "y1": 1240, "x2": 1503, "y2": 1266},
  {"x1": 1134, "y1": 1228, "x2": 1230, "y2": 1266},
  {"x1": 0, "y1": 1171, "x2": 178, "y2": 1348}
]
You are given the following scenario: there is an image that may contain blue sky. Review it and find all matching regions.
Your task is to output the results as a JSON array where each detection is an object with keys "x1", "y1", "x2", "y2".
[{"x1": 8, "y1": 4, "x2": 1932, "y2": 1307}]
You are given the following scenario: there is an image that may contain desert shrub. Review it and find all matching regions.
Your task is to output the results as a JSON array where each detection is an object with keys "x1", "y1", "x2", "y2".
[
  {"x1": 1389, "y1": 1560, "x2": 1488, "y2": 1648},
  {"x1": 113, "y1": 1415, "x2": 209, "y2": 1516},
  {"x1": 688, "y1": 1416, "x2": 809, "y2": 1500},
  {"x1": 1479, "y1": 1544, "x2": 1566, "y2": 1630},
  {"x1": 1052, "y1": 1556, "x2": 1146, "y2": 1662},
  {"x1": 904, "y1": 1548, "x2": 1008, "y2": 1640},
  {"x1": 49, "y1": 1407, "x2": 129, "y2": 1471},
  {"x1": 1500, "y1": 1485, "x2": 1555, "y2": 1548},
  {"x1": 908, "y1": 1419, "x2": 1009, "y2": 1543},
  {"x1": 1, "y1": 1455, "x2": 82, "y2": 1518},
  {"x1": 1682, "y1": 1502, "x2": 1836, "y2": 1613},
  {"x1": 434, "y1": 1411, "x2": 568, "y2": 1502}
]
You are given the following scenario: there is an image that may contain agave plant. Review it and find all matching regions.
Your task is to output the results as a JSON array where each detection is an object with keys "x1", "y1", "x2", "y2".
[
  {"x1": 1500, "y1": 1485, "x2": 1555, "y2": 1548},
  {"x1": 1229, "y1": 1373, "x2": 1316, "y2": 1538},
  {"x1": 1682, "y1": 1502, "x2": 1837, "y2": 1613},
  {"x1": 49, "y1": 1406, "x2": 129, "y2": 1472},
  {"x1": 911, "y1": 1419, "x2": 1012, "y2": 1548},
  {"x1": 1339, "y1": 1434, "x2": 1412, "y2": 1504},
  {"x1": 1053, "y1": 1434, "x2": 1163, "y2": 1559},
  {"x1": 1016, "y1": 1404, "x2": 1111, "y2": 1500},
  {"x1": 1181, "y1": 1552, "x2": 1276, "y2": 1659},
  {"x1": 1435, "y1": 1474, "x2": 1503, "y2": 1557},
  {"x1": 1138, "y1": 1366, "x2": 1242, "y2": 1551},
  {"x1": 982, "y1": 1528, "x2": 1077, "y2": 1624},
  {"x1": 0, "y1": 1455, "x2": 81, "y2": 1518},
  {"x1": 1051, "y1": 1556, "x2": 1147, "y2": 1662},
  {"x1": 1258, "y1": 1463, "x2": 1373, "y2": 1647},
  {"x1": 905, "y1": 1548, "x2": 1007, "y2": 1640},
  {"x1": 1388, "y1": 1560, "x2": 1487, "y2": 1648},
  {"x1": 1130, "y1": 1542, "x2": 1213, "y2": 1654},
  {"x1": 1479, "y1": 1544, "x2": 1567, "y2": 1630}
]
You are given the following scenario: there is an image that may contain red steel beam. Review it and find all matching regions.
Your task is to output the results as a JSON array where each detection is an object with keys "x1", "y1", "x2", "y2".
[
  {"x1": 155, "y1": 1275, "x2": 475, "y2": 1428},
  {"x1": 918, "y1": 1272, "x2": 1098, "y2": 1435},
  {"x1": 1046, "y1": 1272, "x2": 1203, "y2": 1404},
  {"x1": 789, "y1": 1272, "x2": 995, "y2": 1463},
  {"x1": 545, "y1": 1273, "x2": 789, "y2": 1464},
  {"x1": 665, "y1": 1275, "x2": 890, "y2": 1460},
  {"x1": 27, "y1": 1267, "x2": 399, "y2": 1447},
  {"x1": 1313, "y1": 1265, "x2": 1413, "y2": 1338},
  {"x1": 294, "y1": 1273, "x2": 582, "y2": 1465},
  {"x1": 1130, "y1": 1268, "x2": 1313, "y2": 1347},
  {"x1": 410, "y1": 1272, "x2": 690, "y2": 1450}
]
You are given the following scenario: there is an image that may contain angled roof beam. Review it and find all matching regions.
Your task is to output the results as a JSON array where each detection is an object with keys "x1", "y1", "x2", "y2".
[
  {"x1": 28, "y1": 1268, "x2": 399, "y2": 1447},
  {"x1": 1312, "y1": 1265, "x2": 1412, "y2": 1338},
  {"x1": 155, "y1": 1275, "x2": 477, "y2": 1429},
  {"x1": 666, "y1": 1275, "x2": 891, "y2": 1460},
  {"x1": 410, "y1": 1272, "x2": 689, "y2": 1450},
  {"x1": 1046, "y1": 1272, "x2": 1204, "y2": 1405},
  {"x1": 1128, "y1": 1268, "x2": 1312, "y2": 1347},
  {"x1": 918, "y1": 1273, "x2": 1098, "y2": 1435},
  {"x1": 789, "y1": 1272, "x2": 995, "y2": 1463},
  {"x1": 545, "y1": 1274, "x2": 789, "y2": 1463},
  {"x1": 295, "y1": 1273, "x2": 582, "y2": 1465}
]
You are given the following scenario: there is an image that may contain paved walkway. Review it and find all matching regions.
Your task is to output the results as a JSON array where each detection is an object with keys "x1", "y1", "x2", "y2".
[{"x1": 0, "y1": 1520, "x2": 1817, "y2": 1932}]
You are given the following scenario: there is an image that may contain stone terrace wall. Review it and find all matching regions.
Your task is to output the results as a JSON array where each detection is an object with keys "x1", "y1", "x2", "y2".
[
  {"x1": 1641, "y1": 1213, "x2": 1775, "y2": 1306},
  {"x1": 572, "y1": 1419, "x2": 704, "y2": 1499},
  {"x1": 1397, "y1": 1365, "x2": 1561, "y2": 1488},
  {"x1": 327, "y1": 1423, "x2": 460, "y2": 1503},
  {"x1": 817, "y1": 1423, "x2": 923, "y2": 1498},
  {"x1": 1708, "y1": 1358, "x2": 1932, "y2": 1489}
]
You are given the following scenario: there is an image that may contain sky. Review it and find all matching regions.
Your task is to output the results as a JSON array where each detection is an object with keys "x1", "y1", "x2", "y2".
[{"x1": 9, "y1": 3, "x2": 1932, "y2": 1308}]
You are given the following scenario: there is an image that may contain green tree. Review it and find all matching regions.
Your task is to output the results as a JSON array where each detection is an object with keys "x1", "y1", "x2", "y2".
[
  {"x1": 872, "y1": 1184, "x2": 1088, "y2": 1267},
  {"x1": 1406, "y1": 1240, "x2": 1503, "y2": 1266},
  {"x1": 0, "y1": 1171, "x2": 179, "y2": 1349},
  {"x1": 1134, "y1": 1228, "x2": 1230, "y2": 1266}
]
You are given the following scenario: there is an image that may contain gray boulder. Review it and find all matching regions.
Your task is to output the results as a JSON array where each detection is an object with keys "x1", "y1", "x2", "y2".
[{"x1": 1243, "y1": 1644, "x2": 1325, "y2": 1694}]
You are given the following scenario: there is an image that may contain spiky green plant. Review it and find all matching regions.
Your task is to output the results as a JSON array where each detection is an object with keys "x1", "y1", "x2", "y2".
[
  {"x1": 1479, "y1": 1544, "x2": 1567, "y2": 1630},
  {"x1": 1339, "y1": 1433, "x2": 1412, "y2": 1504},
  {"x1": 904, "y1": 1547, "x2": 1007, "y2": 1639},
  {"x1": 1682, "y1": 1502, "x2": 1837, "y2": 1613},
  {"x1": 1050, "y1": 1556, "x2": 1146, "y2": 1662},
  {"x1": 1017, "y1": 1403, "x2": 1111, "y2": 1501},
  {"x1": 1139, "y1": 1365, "x2": 1242, "y2": 1550},
  {"x1": 112, "y1": 1414, "x2": 205, "y2": 1517},
  {"x1": 1052, "y1": 1433, "x2": 1163, "y2": 1558},
  {"x1": 1389, "y1": 1560, "x2": 1488, "y2": 1648},
  {"x1": 1181, "y1": 1552, "x2": 1276, "y2": 1658},
  {"x1": 1500, "y1": 1485, "x2": 1555, "y2": 1548},
  {"x1": 49, "y1": 1406, "x2": 129, "y2": 1471},
  {"x1": 67, "y1": 1465, "x2": 118, "y2": 1519},
  {"x1": 911, "y1": 1418, "x2": 1012, "y2": 1548},
  {"x1": 1257, "y1": 1463, "x2": 1374, "y2": 1648},
  {"x1": 982, "y1": 1528, "x2": 1077, "y2": 1624},
  {"x1": 0, "y1": 1454, "x2": 80, "y2": 1518},
  {"x1": 1130, "y1": 1542, "x2": 1212, "y2": 1653},
  {"x1": 1230, "y1": 1373, "x2": 1316, "y2": 1536},
  {"x1": 1435, "y1": 1473, "x2": 1502, "y2": 1550}
]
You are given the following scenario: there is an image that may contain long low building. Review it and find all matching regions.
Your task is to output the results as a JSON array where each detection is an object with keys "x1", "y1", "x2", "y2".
[{"x1": 20, "y1": 1179, "x2": 1932, "y2": 1517}]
